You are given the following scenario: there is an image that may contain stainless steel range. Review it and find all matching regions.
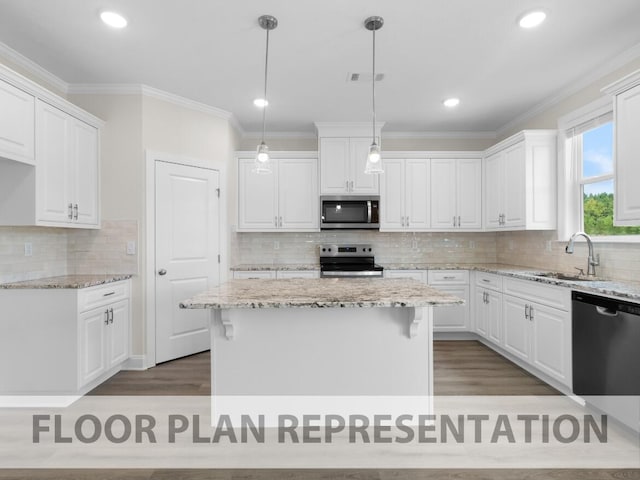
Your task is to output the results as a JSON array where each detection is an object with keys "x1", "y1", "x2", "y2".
[{"x1": 319, "y1": 244, "x2": 384, "y2": 278}]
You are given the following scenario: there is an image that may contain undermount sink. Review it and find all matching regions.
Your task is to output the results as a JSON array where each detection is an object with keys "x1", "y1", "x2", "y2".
[{"x1": 533, "y1": 272, "x2": 598, "y2": 282}]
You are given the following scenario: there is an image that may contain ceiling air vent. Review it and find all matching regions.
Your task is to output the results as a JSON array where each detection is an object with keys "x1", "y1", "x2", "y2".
[{"x1": 348, "y1": 72, "x2": 385, "y2": 83}]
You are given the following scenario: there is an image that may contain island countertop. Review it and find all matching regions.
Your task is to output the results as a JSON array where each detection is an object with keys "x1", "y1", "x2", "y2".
[{"x1": 180, "y1": 277, "x2": 463, "y2": 309}]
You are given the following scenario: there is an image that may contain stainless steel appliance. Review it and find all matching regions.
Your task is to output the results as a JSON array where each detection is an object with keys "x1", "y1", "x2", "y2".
[
  {"x1": 319, "y1": 244, "x2": 383, "y2": 278},
  {"x1": 320, "y1": 196, "x2": 380, "y2": 230}
]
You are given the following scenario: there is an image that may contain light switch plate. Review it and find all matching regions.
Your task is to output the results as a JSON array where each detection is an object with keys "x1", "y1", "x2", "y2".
[
  {"x1": 24, "y1": 242, "x2": 32, "y2": 257},
  {"x1": 126, "y1": 241, "x2": 136, "y2": 255}
]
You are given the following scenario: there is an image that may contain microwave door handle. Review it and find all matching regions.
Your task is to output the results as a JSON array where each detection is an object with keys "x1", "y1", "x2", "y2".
[{"x1": 367, "y1": 201, "x2": 372, "y2": 224}]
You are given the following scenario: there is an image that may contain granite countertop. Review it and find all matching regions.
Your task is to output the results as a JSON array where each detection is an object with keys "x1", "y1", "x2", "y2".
[
  {"x1": 180, "y1": 277, "x2": 463, "y2": 309},
  {"x1": 231, "y1": 264, "x2": 320, "y2": 271},
  {"x1": 0, "y1": 274, "x2": 133, "y2": 289}
]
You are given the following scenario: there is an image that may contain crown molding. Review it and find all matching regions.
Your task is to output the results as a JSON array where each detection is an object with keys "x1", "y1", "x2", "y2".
[
  {"x1": 383, "y1": 131, "x2": 496, "y2": 139},
  {"x1": 242, "y1": 131, "x2": 318, "y2": 139},
  {"x1": 0, "y1": 41, "x2": 69, "y2": 94},
  {"x1": 67, "y1": 83, "x2": 144, "y2": 95},
  {"x1": 496, "y1": 41, "x2": 640, "y2": 137}
]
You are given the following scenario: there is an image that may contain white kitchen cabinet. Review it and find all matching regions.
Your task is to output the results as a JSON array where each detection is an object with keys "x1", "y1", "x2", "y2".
[
  {"x1": 0, "y1": 78, "x2": 35, "y2": 165},
  {"x1": 0, "y1": 279, "x2": 131, "y2": 394},
  {"x1": 427, "y1": 270, "x2": 469, "y2": 332},
  {"x1": 384, "y1": 269, "x2": 428, "y2": 283},
  {"x1": 483, "y1": 130, "x2": 556, "y2": 231},
  {"x1": 275, "y1": 270, "x2": 320, "y2": 279},
  {"x1": 319, "y1": 137, "x2": 379, "y2": 195},
  {"x1": 233, "y1": 270, "x2": 319, "y2": 279},
  {"x1": 502, "y1": 294, "x2": 530, "y2": 361},
  {"x1": 603, "y1": 70, "x2": 640, "y2": 225},
  {"x1": 237, "y1": 156, "x2": 318, "y2": 232},
  {"x1": 474, "y1": 272, "x2": 503, "y2": 343},
  {"x1": 0, "y1": 65, "x2": 102, "y2": 229},
  {"x1": 430, "y1": 158, "x2": 482, "y2": 230},
  {"x1": 36, "y1": 100, "x2": 100, "y2": 227},
  {"x1": 233, "y1": 270, "x2": 277, "y2": 279},
  {"x1": 380, "y1": 158, "x2": 430, "y2": 231}
]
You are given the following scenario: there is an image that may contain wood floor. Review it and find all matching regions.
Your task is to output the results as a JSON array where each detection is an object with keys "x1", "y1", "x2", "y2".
[{"x1": 4, "y1": 341, "x2": 638, "y2": 479}]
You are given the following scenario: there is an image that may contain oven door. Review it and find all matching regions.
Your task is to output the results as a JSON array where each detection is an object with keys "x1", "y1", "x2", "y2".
[{"x1": 320, "y1": 196, "x2": 379, "y2": 229}]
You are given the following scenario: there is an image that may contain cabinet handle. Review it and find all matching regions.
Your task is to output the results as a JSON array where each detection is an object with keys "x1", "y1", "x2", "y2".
[
  {"x1": 481, "y1": 278, "x2": 491, "y2": 283},
  {"x1": 401, "y1": 216, "x2": 405, "y2": 227},
  {"x1": 279, "y1": 216, "x2": 283, "y2": 227},
  {"x1": 529, "y1": 305, "x2": 534, "y2": 321},
  {"x1": 346, "y1": 180, "x2": 350, "y2": 192},
  {"x1": 482, "y1": 292, "x2": 486, "y2": 303},
  {"x1": 443, "y1": 276, "x2": 456, "y2": 280},
  {"x1": 68, "y1": 203, "x2": 73, "y2": 220},
  {"x1": 104, "y1": 310, "x2": 109, "y2": 325},
  {"x1": 525, "y1": 304, "x2": 530, "y2": 320},
  {"x1": 103, "y1": 291, "x2": 116, "y2": 297},
  {"x1": 458, "y1": 216, "x2": 461, "y2": 227},
  {"x1": 275, "y1": 216, "x2": 278, "y2": 227},
  {"x1": 453, "y1": 216, "x2": 457, "y2": 227},
  {"x1": 406, "y1": 216, "x2": 409, "y2": 227},
  {"x1": 73, "y1": 204, "x2": 78, "y2": 220},
  {"x1": 350, "y1": 181, "x2": 354, "y2": 191}
]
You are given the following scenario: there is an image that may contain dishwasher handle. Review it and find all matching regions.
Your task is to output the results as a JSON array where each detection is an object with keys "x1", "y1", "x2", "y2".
[{"x1": 595, "y1": 306, "x2": 619, "y2": 317}]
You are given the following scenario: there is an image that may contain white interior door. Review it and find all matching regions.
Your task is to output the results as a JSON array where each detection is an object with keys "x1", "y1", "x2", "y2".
[{"x1": 155, "y1": 160, "x2": 220, "y2": 364}]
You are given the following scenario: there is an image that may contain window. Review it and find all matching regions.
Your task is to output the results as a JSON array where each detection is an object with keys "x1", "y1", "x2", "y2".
[{"x1": 559, "y1": 97, "x2": 640, "y2": 240}]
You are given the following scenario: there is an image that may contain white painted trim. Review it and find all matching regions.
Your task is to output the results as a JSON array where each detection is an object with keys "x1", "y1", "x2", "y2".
[
  {"x1": 314, "y1": 121, "x2": 385, "y2": 137},
  {"x1": 383, "y1": 131, "x2": 496, "y2": 139},
  {"x1": 145, "y1": 151, "x2": 227, "y2": 369},
  {"x1": 483, "y1": 129, "x2": 557, "y2": 157},
  {"x1": 235, "y1": 150, "x2": 318, "y2": 159},
  {"x1": 496, "y1": 41, "x2": 640, "y2": 137},
  {"x1": 557, "y1": 96, "x2": 613, "y2": 132},
  {"x1": 122, "y1": 355, "x2": 147, "y2": 371},
  {"x1": 383, "y1": 150, "x2": 483, "y2": 159},
  {"x1": 242, "y1": 131, "x2": 318, "y2": 139},
  {"x1": 0, "y1": 40, "x2": 69, "y2": 94},
  {"x1": 602, "y1": 68, "x2": 640, "y2": 96},
  {"x1": 67, "y1": 83, "x2": 144, "y2": 95}
]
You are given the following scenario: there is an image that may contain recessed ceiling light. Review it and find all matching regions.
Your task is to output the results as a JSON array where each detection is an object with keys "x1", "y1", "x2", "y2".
[
  {"x1": 100, "y1": 11, "x2": 128, "y2": 29},
  {"x1": 253, "y1": 98, "x2": 268, "y2": 108},
  {"x1": 518, "y1": 10, "x2": 546, "y2": 29},
  {"x1": 443, "y1": 98, "x2": 460, "y2": 108}
]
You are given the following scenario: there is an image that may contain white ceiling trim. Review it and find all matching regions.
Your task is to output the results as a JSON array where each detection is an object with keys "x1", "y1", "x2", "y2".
[
  {"x1": 0, "y1": 40, "x2": 69, "y2": 94},
  {"x1": 67, "y1": 83, "x2": 144, "y2": 95},
  {"x1": 496, "y1": 40, "x2": 640, "y2": 137},
  {"x1": 242, "y1": 131, "x2": 319, "y2": 139},
  {"x1": 383, "y1": 131, "x2": 497, "y2": 139}
]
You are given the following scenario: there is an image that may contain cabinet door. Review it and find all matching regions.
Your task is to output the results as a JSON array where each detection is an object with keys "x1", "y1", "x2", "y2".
[
  {"x1": 486, "y1": 290, "x2": 503, "y2": 345},
  {"x1": 483, "y1": 152, "x2": 503, "y2": 229},
  {"x1": 405, "y1": 159, "x2": 430, "y2": 230},
  {"x1": 457, "y1": 159, "x2": 482, "y2": 229},
  {"x1": 380, "y1": 158, "x2": 405, "y2": 230},
  {"x1": 530, "y1": 302, "x2": 571, "y2": 386},
  {"x1": 503, "y1": 143, "x2": 526, "y2": 228},
  {"x1": 430, "y1": 159, "x2": 457, "y2": 229},
  {"x1": 320, "y1": 137, "x2": 350, "y2": 194},
  {"x1": 238, "y1": 158, "x2": 278, "y2": 230},
  {"x1": 474, "y1": 288, "x2": 488, "y2": 338},
  {"x1": 107, "y1": 300, "x2": 130, "y2": 368},
  {"x1": 71, "y1": 119, "x2": 99, "y2": 226},
  {"x1": 614, "y1": 84, "x2": 640, "y2": 225},
  {"x1": 278, "y1": 158, "x2": 318, "y2": 230},
  {"x1": 0, "y1": 80, "x2": 35, "y2": 164},
  {"x1": 79, "y1": 307, "x2": 107, "y2": 387},
  {"x1": 502, "y1": 295, "x2": 529, "y2": 362},
  {"x1": 432, "y1": 285, "x2": 469, "y2": 331},
  {"x1": 36, "y1": 100, "x2": 71, "y2": 224},
  {"x1": 349, "y1": 137, "x2": 379, "y2": 194}
]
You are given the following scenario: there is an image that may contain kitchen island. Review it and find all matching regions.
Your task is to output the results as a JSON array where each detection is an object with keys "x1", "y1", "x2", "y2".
[{"x1": 180, "y1": 278, "x2": 461, "y2": 421}]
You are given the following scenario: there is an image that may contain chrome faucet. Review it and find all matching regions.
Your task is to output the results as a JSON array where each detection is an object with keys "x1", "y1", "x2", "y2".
[{"x1": 565, "y1": 232, "x2": 600, "y2": 276}]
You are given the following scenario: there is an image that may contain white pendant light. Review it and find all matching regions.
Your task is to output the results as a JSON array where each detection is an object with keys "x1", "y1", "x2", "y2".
[
  {"x1": 364, "y1": 16, "x2": 384, "y2": 175},
  {"x1": 253, "y1": 15, "x2": 278, "y2": 175}
]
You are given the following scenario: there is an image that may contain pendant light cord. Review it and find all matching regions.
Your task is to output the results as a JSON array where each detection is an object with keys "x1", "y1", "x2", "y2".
[
  {"x1": 372, "y1": 26, "x2": 376, "y2": 144},
  {"x1": 261, "y1": 27, "x2": 270, "y2": 145}
]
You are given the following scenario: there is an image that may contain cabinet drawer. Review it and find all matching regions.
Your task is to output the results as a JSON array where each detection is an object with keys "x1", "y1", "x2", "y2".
[
  {"x1": 78, "y1": 281, "x2": 130, "y2": 312},
  {"x1": 384, "y1": 270, "x2": 428, "y2": 283},
  {"x1": 475, "y1": 272, "x2": 502, "y2": 291},
  {"x1": 428, "y1": 270, "x2": 469, "y2": 284},
  {"x1": 503, "y1": 277, "x2": 570, "y2": 311}
]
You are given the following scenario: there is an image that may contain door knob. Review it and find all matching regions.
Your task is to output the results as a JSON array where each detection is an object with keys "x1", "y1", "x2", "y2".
[{"x1": 158, "y1": 269, "x2": 167, "y2": 276}]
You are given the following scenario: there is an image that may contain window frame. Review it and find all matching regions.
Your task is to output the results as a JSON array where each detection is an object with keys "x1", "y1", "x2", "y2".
[{"x1": 557, "y1": 96, "x2": 639, "y2": 243}]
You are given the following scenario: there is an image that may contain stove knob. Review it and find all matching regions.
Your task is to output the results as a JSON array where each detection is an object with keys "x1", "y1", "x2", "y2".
[
  {"x1": 368, "y1": 248, "x2": 372, "y2": 252},
  {"x1": 322, "y1": 248, "x2": 326, "y2": 252}
]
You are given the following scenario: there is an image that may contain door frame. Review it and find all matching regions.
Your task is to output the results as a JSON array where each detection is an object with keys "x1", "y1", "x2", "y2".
[{"x1": 144, "y1": 150, "x2": 227, "y2": 368}]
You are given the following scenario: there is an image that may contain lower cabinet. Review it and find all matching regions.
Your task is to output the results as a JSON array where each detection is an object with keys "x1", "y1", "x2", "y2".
[
  {"x1": 476, "y1": 287, "x2": 503, "y2": 344},
  {"x1": 0, "y1": 279, "x2": 131, "y2": 394}
]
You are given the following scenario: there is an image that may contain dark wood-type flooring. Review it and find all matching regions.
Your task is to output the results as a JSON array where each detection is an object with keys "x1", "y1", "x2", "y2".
[{"x1": 4, "y1": 341, "x2": 638, "y2": 479}]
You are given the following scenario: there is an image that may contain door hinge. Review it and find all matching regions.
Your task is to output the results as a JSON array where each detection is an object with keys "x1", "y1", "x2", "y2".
[
  {"x1": 216, "y1": 188, "x2": 220, "y2": 198},
  {"x1": 218, "y1": 254, "x2": 221, "y2": 263}
]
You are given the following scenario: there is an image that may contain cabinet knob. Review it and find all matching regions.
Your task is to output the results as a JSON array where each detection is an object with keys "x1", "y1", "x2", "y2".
[{"x1": 158, "y1": 269, "x2": 167, "y2": 276}]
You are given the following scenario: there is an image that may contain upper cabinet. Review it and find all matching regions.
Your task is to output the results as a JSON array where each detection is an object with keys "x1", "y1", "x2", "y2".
[
  {"x1": 0, "y1": 65, "x2": 102, "y2": 229},
  {"x1": 483, "y1": 130, "x2": 557, "y2": 231},
  {"x1": 319, "y1": 137, "x2": 379, "y2": 195},
  {"x1": 0, "y1": 79, "x2": 35, "y2": 165},
  {"x1": 430, "y1": 158, "x2": 482, "y2": 230},
  {"x1": 237, "y1": 155, "x2": 319, "y2": 232},
  {"x1": 380, "y1": 158, "x2": 430, "y2": 231},
  {"x1": 603, "y1": 70, "x2": 640, "y2": 226}
]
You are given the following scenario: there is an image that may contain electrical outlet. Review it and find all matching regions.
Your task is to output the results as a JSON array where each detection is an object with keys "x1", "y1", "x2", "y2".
[
  {"x1": 24, "y1": 242, "x2": 32, "y2": 257},
  {"x1": 126, "y1": 240, "x2": 136, "y2": 255},
  {"x1": 469, "y1": 240, "x2": 476, "y2": 249},
  {"x1": 273, "y1": 240, "x2": 280, "y2": 250},
  {"x1": 411, "y1": 238, "x2": 418, "y2": 250},
  {"x1": 546, "y1": 241, "x2": 552, "y2": 252}
]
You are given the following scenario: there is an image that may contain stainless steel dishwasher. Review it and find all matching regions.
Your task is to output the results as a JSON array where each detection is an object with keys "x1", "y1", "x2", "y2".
[{"x1": 572, "y1": 291, "x2": 640, "y2": 432}]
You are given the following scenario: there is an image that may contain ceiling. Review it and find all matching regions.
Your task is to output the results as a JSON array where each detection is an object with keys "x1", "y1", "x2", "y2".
[{"x1": 1, "y1": 0, "x2": 640, "y2": 135}]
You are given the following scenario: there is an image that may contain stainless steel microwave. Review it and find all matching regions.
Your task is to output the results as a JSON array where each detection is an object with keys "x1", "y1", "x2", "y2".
[{"x1": 320, "y1": 196, "x2": 380, "y2": 230}]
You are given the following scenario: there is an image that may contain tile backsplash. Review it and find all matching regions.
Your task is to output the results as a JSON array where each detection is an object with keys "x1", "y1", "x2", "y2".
[
  {"x1": 231, "y1": 231, "x2": 498, "y2": 266},
  {"x1": 0, "y1": 220, "x2": 139, "y2": 284}
]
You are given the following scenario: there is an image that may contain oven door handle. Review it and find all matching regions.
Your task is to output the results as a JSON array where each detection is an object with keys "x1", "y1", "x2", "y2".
[{"x1": 367, "y1": 201, "x2": 372, "y2": 224}]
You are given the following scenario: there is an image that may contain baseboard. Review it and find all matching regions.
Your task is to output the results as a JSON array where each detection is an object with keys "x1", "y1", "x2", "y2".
[
  {"x1": 122, "y1": 355, "x2": 147, "y2": 371},
  {"x1": 434, "y1": 331, "x2": 478, "y2": 340}
]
